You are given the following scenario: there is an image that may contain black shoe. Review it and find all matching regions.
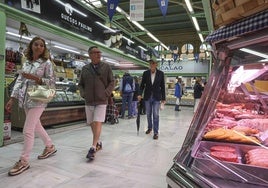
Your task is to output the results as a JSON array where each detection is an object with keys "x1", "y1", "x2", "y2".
[
  {"x1": 145, "y1": 129, "x2": 152, "y2": 134},
  {"x1": 86, "y1": 147, "x2": 96, "y2": 160},
  {"x1": 153, "y1": 134, "x2": 158, "y2": 140}
]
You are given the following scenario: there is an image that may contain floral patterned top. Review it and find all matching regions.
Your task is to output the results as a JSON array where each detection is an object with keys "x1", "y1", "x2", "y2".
[{"x1": 11, "y1": 58, "x2": 56, "y2": 108}]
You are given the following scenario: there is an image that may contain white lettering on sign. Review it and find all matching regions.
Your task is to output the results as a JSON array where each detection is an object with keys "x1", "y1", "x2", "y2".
[{"x1": 61, "y1": 13, "x2": 92, "y2": 32}]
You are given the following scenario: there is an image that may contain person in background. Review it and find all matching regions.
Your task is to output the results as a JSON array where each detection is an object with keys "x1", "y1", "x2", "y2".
[
  {"x1": 131, "y1": 76, "x2": 140, "y2": 117},
  {"x1": 120, "y1": 72, "x2": 135, "y2": 119},
  {"x1": 78, "y1": 46, "x2": 114, "y2": 161},
  {"x1": 138, "y1": 59, "x2": 166, "y2": 140},
  {"x1": 174, "y1": 77, "x2": 182, "y2": 111},
  {"x1": 193, "y1": 77, "x2": 204, "y2": 113},
  {"x1": 5, "y1": 36, "x2": 57, "y2": 176}
]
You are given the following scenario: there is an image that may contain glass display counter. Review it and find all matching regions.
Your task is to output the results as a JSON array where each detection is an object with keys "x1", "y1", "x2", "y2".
[
  {"x1": 10, "y1": 81, "x2": 86, "y2": 129},
  {"x1": 166, "y1": 12, "x2": 268, "y2": 188}
]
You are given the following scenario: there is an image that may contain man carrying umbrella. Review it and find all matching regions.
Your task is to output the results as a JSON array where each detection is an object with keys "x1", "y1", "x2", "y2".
[{"x1": 138, "y1": 59, "x2": 166, "y2": 139}]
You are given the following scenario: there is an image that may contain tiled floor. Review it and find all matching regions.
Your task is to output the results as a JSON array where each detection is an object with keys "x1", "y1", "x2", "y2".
[{"x1": 0, "y1": 105, "x2": 194, "y2": 188}]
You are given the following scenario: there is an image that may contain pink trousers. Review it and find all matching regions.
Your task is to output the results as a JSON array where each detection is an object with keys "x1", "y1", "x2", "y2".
[{"x1": 20, "y1": 107, "x2": 52, "y2": 162}]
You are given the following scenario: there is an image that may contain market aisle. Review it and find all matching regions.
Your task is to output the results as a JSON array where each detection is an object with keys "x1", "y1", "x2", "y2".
[{"x1": 0, "y1": 105, "x2": 193, "y2": 188}]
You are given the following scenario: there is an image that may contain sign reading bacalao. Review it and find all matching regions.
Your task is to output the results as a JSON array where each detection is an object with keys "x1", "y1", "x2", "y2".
[
  {"x1": 159, "y1": 60, "x2": 209, "y2": 73},
  {"x1": 130, "y1": 0, "x2": 145, "y2": 21}
]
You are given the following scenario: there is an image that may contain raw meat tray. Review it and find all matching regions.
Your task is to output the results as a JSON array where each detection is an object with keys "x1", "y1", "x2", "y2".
[{"x1": 191, "y1": 141, "x2": 268, "y2": 186}]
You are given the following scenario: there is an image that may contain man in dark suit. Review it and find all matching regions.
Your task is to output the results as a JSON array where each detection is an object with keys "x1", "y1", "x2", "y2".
[{"x1": 138, "y1": 59, "x2": 166, "y2": 139}]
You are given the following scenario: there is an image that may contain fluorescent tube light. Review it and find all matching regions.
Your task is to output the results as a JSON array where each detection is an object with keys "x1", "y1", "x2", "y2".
[
  {"x1": 6, "y1": 31, "x2": 32, "y2": 41},
  {"x1": 138, "y1": 46, "x2": 147, "y2": 51},
  {"x1": 116, "y1": 6, "x2": 123, "y2": 13},
  {"x1": 131, "y1": 21, "x2": 145, "y2": 31},
  {"x1": 198, "y1": 33, "x2": 204, "y2": 43},
  {"x1": 161, "y1": 43, "x2": 169, "y2": 50},
  {"x1": 147, "y1": 32, "x2": 159, "y2": 43},
  {"x1": 95, "y1": 21, "x2": 116, "y2": 32},
  {"x1": 54, "y1": 45, "x2": 80, "y2": 54},
  {"x1": 185, "y1": 0, "x2": 193, "y2": 12},
  {"x1": 192, "y1": 17, "x2": 200, "y2": 31},
  {"x1": 240, "y1": 48, "x2": 268, "y2": 59},
  {"x1": 55, "y1": 0, "x2": 87, "y2": 17},
  {"x1": 115, "y1": 63, "x2": 135, "y2": 67},
  {"x1": 123, "y1": 36, "x2": 134, "y2": 44}
]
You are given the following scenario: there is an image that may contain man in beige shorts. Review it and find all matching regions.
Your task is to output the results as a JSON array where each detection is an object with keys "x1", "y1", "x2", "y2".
[{"x1": 79, "y1": 46, "x2": 114, "y2": 160}]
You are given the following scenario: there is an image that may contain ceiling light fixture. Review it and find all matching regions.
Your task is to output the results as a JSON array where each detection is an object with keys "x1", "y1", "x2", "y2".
[
  {"x1": 198, "y1": 33, "x2": 204, "y2": 43},
  {"x1": 55, "y1": 0, "x2": 88, "y2": 17},
  {"x1": 54, "y1": 45, "x2": 81, "y2": 54},
  {"x1": 6, "y1": 31, "x2": 32, "y2": 41},
  {"x1": 95, "y1": 21, "x2": 116, "y2": 32},
  {"x1": 185, "y1": 0, "x2": 193, "y2": 13},
  {"x1": 138, "y1": 45, "x2": 147, "y2": 51},
  {"x1": 240, "y1": 48, "x2": 268, "y2": 59},
  {"x1": 160, "y1": 43, "x2": 169, "y2": 50},
  {"x1": 131, "y1": 20, "x2": 145, "y2": 31},
  {"x1": 123, "y1": 36, "x2": 135, "y2": 44},
  {"x1": 147, "y1": 32, "x2": 159, "y2": 43},
  {"x1": 115, "y1": 63, "x2": 135, "y2": 67},
  {"x1": 192, "y1": 17, "x2": 200, "y2": 31},
  {"x1": 86, "y1": 0, "x2": 102, "y2": 8},
  {"x1": 184, "y1": 0, "x2": 203, "y2": 44}
]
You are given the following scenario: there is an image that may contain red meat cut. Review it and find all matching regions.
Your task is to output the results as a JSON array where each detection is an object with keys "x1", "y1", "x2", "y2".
[
  {"x1": 210, "y1": 151, "x2": 238, "y2": 163},
  {"x1": 210, "y1": 145, "x2": 236, "y2": 153}
]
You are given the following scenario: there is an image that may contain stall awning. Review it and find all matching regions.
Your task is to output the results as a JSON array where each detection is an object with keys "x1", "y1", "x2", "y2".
[{"x1": 205, "y1": 9, "x2": 268, "y2": 44}]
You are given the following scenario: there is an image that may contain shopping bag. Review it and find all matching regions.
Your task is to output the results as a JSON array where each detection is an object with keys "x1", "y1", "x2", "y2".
[{"x1": 176, "y1": 98, "x2": 180, "y2": 105}]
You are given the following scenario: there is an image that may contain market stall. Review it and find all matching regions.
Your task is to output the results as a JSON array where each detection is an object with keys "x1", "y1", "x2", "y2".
[{"x1": 167, "y1": 9, "x2": 268, "y2": 188}]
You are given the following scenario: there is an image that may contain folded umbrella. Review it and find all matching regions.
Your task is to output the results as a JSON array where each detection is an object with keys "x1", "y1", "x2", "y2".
[{"x1": 136, "y1": 101, "x2": 141, "y2": 135}]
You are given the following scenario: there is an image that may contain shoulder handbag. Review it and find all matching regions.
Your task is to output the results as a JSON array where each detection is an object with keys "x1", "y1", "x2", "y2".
[{"x1": 27, "y1": 85, "x2": 56, "y2": 103}]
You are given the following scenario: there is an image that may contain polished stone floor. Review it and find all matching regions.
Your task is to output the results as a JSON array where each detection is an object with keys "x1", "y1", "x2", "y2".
[{"x1": 0, "y1": 105, "x2": 194, "y2": 188}]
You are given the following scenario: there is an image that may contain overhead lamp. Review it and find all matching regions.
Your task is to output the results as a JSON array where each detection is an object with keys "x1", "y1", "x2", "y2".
[
  {"x1": 54, "y1": 45, "x2": 80, "y2": 54},
  {"x1": 192, "y1": 17, "x2": 200, "y2": 31},
  {"x1": 198, "y1": 33, "x2": 204, "y2": 43},
  {"x1": 6, "y1": 31, "x2": 32, "y2": 41},
  {"x1": 86, "y1": 0, "x2": 102, "y2": 8},
  {"x1": 123, "y1": 36, "x2": 134, "y2": 44},
  {"x1": 184, "y1": 0, "x2": 204, "y2": 44},
  {"x1": 161, "y1": 43, "x2": 169, "y2": 50},
  {"x1": 102, "y1": 57, "x2": 120, "y2": 65},
  {"x1": 55, "y1": 0, "x2": 87, "y2": 17},
  {"x1": 240, "y1": 48, "x2": 268, "y2": 59},
  {"x1": 95, "y1": 21, "x2": 116, "y2": 32},
  {"x1": 131, "y1": 20, "x2": 145, "y2": 31},
  {"x1": 115, "y1": 63, "x2": 135, "y2": 67},
  {"x1": 116, "y1": 6, "x2": 123, "y2": 13},
  {"x1": 138, "y1": 45, "x2": 147, "y2": 51},
  {"x1": 147, "y1": 32, "x2": 159, "y2": 43},
  {"x1": 185, "y1": 0, "x2": 193, "y2": 13}
]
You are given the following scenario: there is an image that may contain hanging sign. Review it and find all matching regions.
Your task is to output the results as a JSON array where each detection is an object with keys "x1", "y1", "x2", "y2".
[
  {"x1": 107, "y1": 0, "x2": 119, "y2": 22},
  {"x1": 130, "y1": 0, "x2": 144, "y2": 21},
  {"x1": 157, "y1": 0, "x2": 169, "y2": 17}
]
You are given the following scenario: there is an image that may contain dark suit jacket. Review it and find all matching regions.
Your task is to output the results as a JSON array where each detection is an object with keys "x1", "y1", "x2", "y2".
[{"x1": 139, "y1": 69, "x2": 166, "y2": 101}]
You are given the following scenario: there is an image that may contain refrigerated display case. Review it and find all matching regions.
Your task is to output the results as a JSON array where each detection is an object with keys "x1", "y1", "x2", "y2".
[
  {"x1": 167, "y1": 10, "x2": 268, "y2": 188},
  {"x1": 10, "y1": 81, "x2": 86, "y2": 129}
]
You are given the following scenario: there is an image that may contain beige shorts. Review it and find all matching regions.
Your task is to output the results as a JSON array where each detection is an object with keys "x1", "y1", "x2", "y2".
[{"x1": 85, "y1": 105, "x2": 107, "y2": 125}]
